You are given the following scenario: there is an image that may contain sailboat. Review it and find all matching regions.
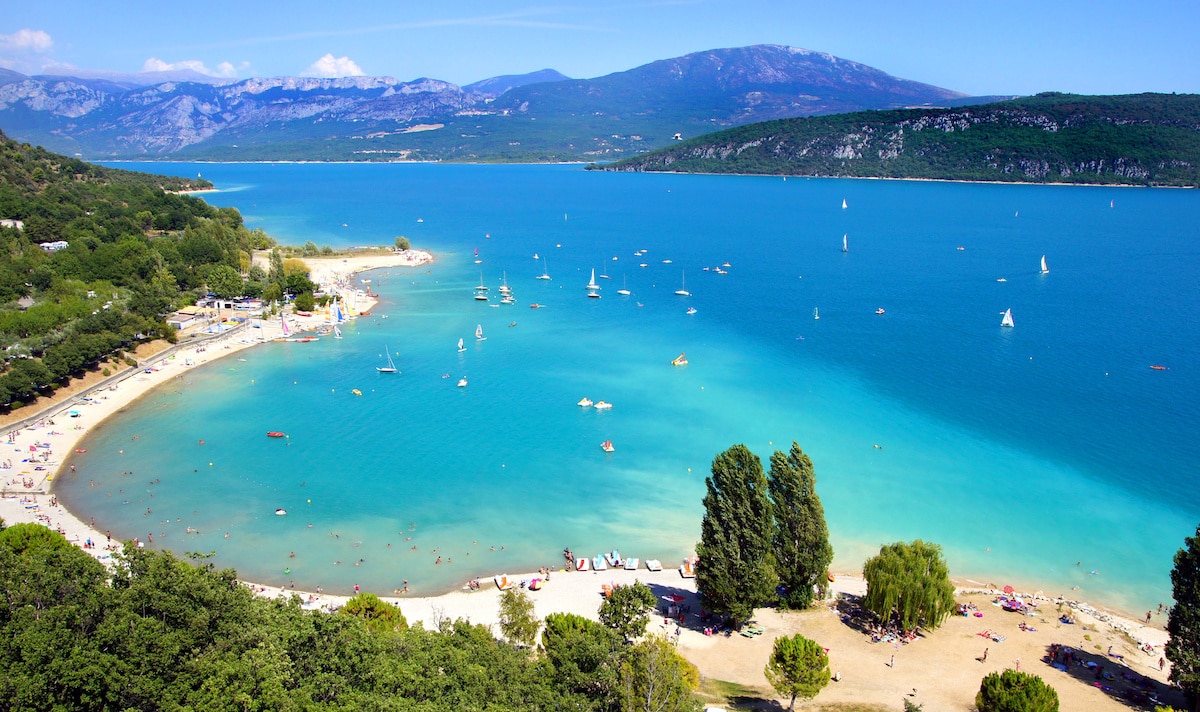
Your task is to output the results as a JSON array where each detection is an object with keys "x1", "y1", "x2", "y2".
[
  {"x1": 599, "y1": 264, "x2": 612, "y2": 280},
  {"x1": 674, "y1": 271, "x2": 690, "y2": 297},
  {"x1": 814, "y1": 307, "x2": 820, "y2": 320},
  {"x1": 475, "y1": 324, "x2": 487, "y2": 341},
  {"x1": 457, "y1": 337, "x2": 466, "y2": 352},
  {"x1": 474, "y1": 273, "x2": 489, "y2": 300},
  {"x1": 617, "y1": 275, "x2": 631, "y2": 296},
  {"x1": 536, "y1": 258, "x2": 551, "y2": 280},
  {"x1": 280, "y1": 312, "x2": 291, "y2": 337},
  {"x1": 473, "y1": 247, "x2": 482, "y2": 264},
  {"x1": 377, "y1": 346, "x2": 399, "y2": 373},
  {"x1": 586, "y1": 268, "x2": 602, "y2": 298},
  {"x1": 498, "y1": 272, "x2": 511, "y2": 294},
  {"x1": 333, "y1": 326, "x2": 342, "y2": 339},
  {"x1": 842, "y1": 198, "x2": 848, "y2": 209},
  {"x1": 1000, "y1": 309, "x2": 1015, "y2": 328},
  {"x1": 1040, "y1": 255, "x2": 1050, "y2": 274},
  {"x1": 842, "y1": 234, "x2": 848, "y2": 253}
]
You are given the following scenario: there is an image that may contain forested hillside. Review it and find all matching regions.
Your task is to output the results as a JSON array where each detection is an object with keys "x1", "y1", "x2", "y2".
[
  {"x1": 597, "y1": 93, "x2": 1200, "y2": 186},
  {"x1": 0, "y1": 521, "x2": 698, "y2": 711},
  {"x1": 0, "y1": 130, "x2": 272, "y2": 409}
]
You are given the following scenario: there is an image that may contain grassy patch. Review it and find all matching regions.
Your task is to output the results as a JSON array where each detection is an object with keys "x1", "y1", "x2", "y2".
[{"x1": 697, "y1": 678, "x2": 770, "y2": 709}]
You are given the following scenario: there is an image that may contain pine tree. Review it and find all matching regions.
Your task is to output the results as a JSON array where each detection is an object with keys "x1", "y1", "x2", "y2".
[
  {"x1": 862, "y1": 540, "x2": 956, "y2": 631},
  {"x1": 768, "y1": 442, "x2": 833, "y2": 609},
  {"x1": 976, "y1": 669, "x2": 1059, "y2": 712},
  {"x1": 1167, "y1": 523, "x2": 1200, "y2": 710},
  {"x1": 696, "y1": 444, "x2": 776, "y2": 626},
  {"x1": 764, "y1": 633, "x2": 830, "y2": 710}
]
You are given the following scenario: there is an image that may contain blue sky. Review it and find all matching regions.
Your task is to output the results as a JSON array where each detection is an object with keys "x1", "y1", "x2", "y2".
[{"x1": 2, "y1": 0, "x2": 1197, "y2": 96}]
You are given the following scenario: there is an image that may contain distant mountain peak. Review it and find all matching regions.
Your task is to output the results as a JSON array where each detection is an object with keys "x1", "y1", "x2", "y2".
[{"x1": 464, "y1": 69, "x2": 570, "y2": 97}]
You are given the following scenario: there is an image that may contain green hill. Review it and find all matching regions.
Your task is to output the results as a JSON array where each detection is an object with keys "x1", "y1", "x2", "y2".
[
  {"x1": 595, "y1": 93, "x2": 1200, "y2": 186},
  {"x1": 0, "y1": 130, "x2": 273, "y2": 409}
]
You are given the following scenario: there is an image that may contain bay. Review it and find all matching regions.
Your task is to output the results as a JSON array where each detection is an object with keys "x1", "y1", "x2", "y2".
[{"x1": 59, "y1": 162, "x2": 1200, "y2": 611}]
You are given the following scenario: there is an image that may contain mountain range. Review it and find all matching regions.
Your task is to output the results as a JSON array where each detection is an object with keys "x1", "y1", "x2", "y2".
[{"x1": 0, "y1": 45, "x2": 1001, "y2": 162}]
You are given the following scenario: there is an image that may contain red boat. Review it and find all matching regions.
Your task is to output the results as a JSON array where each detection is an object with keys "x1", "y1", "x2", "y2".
[
  {"x1": 266, "y1": 431, "x2": 286, "y2": 438},
  {"x1": 1150, "y1": 365, "x2": 1168, "y2": 371}
]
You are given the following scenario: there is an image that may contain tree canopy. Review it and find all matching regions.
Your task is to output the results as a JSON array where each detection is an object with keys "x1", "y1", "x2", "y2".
[
  {"x1": 598, "y1": 580, "x2": 658, "y2": 643},
  {"x1": 768, "y1": 442, "x2": 833, "y2": 609},
  {"x1": 696, "y1": 444, "x2": 777, "y2": 625},
  {"x1": 764, "y1": 633, "x2": 831, "y2": 710},
  {"x1": 976, "y1": 669, "x2": 1060, "y2": 712},
  {"x1": 498, "y1": 587, "x2": 540, "y2": 647},
  {"x1": 0, "y1": 528, "x2": 705, "y2": 710},
  {"x1": 1167, "y1": 523, "x2": 1200, "y2": 709},
  {"x1": 861, "y1": 540, "x2": 956, "y2": 631}
]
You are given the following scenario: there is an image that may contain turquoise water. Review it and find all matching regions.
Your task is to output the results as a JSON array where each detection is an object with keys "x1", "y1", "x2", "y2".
[{"x1": 59, "y1": 163, "x2": 1200, "y2": 611}]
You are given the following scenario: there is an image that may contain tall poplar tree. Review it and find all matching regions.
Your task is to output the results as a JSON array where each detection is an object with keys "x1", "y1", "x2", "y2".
[
  {"x1": 768, "y1": 442, "x2": 833, "y2": 609},
  {"x1": 696, "y1": 444, "x2": 776, "y2": 626},
  {"x1": 1167, "y1": 523, "x2": 1200, "y2": 710}
]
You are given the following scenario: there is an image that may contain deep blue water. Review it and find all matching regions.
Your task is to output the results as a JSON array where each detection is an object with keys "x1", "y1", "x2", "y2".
[{"x1": 59, "y1": 163, "x2": 1200, "y2": 610}]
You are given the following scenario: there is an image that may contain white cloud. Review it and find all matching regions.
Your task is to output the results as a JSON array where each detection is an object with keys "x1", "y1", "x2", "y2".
[
  {"x1": 142, "y1": 57, "x2": 241, "y2": 78},
  {"x1": 301, "y1": 54, "x2": 364, "y2": 78},
  {"x1": 0, "y1": 29, "x2": 53, "y2": 54}
]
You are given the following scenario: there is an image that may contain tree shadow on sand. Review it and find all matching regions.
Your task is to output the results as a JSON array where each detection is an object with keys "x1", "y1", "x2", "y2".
[{"x1": 1042, "y1": 642, "x2": 1185, "y2": 709}]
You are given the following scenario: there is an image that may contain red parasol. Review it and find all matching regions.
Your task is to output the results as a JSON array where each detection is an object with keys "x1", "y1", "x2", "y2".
[{"x1": 1003, "y1": 585, "x2": 1014, "y2": 595}]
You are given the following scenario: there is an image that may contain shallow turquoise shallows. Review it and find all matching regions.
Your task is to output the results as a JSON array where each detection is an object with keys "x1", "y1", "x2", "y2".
[{"x1": 61, "y1": 162, "x2": 1199, "y2": 610}]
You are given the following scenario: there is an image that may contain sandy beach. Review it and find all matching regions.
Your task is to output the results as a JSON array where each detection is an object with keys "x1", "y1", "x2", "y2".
[{"x1": 0, "y1": 246, "x2": 1183, "y2": 709}]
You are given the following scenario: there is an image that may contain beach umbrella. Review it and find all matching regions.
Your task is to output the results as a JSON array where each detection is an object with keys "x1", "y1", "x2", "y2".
[
  {"x1": 1003, "y1": 585, "x2": 1014, "y2": 594},
  {"x1": 667, "y1": 594, "x2": 686, "y2": 603}
]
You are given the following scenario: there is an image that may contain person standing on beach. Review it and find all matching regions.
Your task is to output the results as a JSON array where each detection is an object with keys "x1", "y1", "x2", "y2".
[{"x1": 982, "y1": 647, "x2": 988, "y2": 662}]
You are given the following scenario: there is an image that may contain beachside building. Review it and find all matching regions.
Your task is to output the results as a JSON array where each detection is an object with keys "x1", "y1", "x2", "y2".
[
  {"x1": 39, "y1": 240, "x2": 69, "y2": 252},
  {"x1": 0, "y1": 219, "x2": 24, "y2": 231},
  {"x1": 166, "y1": 308, "x2": 206, "y2": 331}
]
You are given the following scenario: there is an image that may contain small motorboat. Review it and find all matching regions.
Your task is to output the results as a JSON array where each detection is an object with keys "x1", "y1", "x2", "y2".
[
  {"x1": 351, "y1": 389, "x2": 363, "y2": 396},
  {"x1": 593, "y1": 401, "x2": 613, "y2": 410},
  {"x1": 601, "y1": 440, "x2": 615, "y2": 453},
  {"x1": 457, "y1": 378, "x2": 468, "y2": 387},
  {"x1": 671, "y1": 353, "x2": 688, "y2": 366},
  {"x1": 686, "y1": 307, "x2": 697, "y2": 315},
  {"x1": 275, "y1": 508, "x2": 287, "y2": 516},
  {"x1": 875, "y1": 308, "x2": 886, "y2": 315},
  {"x1": 266, "y1": 432, "x2": 286, "y2": 438},
  {"x1": 577, "y1": 397, "x2": 594, "y2": 407},
  {"x1": 1150, "y1": 365, "x2": 1168, "y2": 371}
]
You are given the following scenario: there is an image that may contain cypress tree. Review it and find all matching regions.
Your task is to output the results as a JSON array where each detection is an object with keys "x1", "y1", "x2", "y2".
[
  {"x1": 696, "y1": 444, "x2": 776, "y2": 626},
  {"x1": 1167, "y1": 523, "x2": 1200, "y2": 710},
  {"x1": 768, "y1": 442, "x2": 833, "y2": 609}
]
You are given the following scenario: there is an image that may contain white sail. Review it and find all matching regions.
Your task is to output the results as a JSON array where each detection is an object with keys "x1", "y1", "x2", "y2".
[
  {"x1": 475, "y1": 324, "x2": 486, "y2": 341},
  {"x1": 333, "y1": 326, "x2": 342, "y2": 339},
  {"x1": 842, "y1": 198, "x2": 848, "y2": 209},
  {"x1": 814, "y1": 307, "x2": 820, "y2": 320},
  {"x1": 586, "y1": 268, "x2": 600, "y2": 290},
  {"x1": 458, "y1": 337, "x2": 465, "y2": 352},
  {"x1": 1001, "y1": 309, "x2": 1015, "y2": 328},
  {"x1": 1040, "y1": 255, "x2": 1049, "y2": 274},
  {"x1": 674, "y1": 271, "x2": 690, "y2": 296},
  {"x1": 378, "y1": 344, "x2": 398, "y2": 373},
  {"x1": 842, "y1": 234, "x2": 848, "y2": 252}
]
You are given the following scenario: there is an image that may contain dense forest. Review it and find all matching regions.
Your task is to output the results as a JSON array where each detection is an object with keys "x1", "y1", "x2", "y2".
[
  {"x1": 595, "y1": 93, "x2": 1200, "y2": 186},
  {"x1": 0, "y1": 520, "x2": 699, "y2": 711},
  {"x1": 0, "y1": 130, "x2": 293, "y2": 410}
]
